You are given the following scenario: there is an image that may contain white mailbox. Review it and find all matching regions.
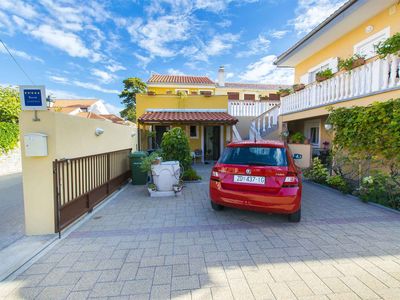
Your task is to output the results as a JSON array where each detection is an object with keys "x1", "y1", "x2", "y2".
[{"x1": 24, "y1": 133, "x2": 48, "y2": 157}]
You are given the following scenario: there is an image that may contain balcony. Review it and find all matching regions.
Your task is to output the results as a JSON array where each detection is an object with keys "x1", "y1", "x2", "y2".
[
  {"x1": 228, "y1": 100, "x2": 280, "y2": 117},
  {"x1": 281, "y1": 55, "x2": 400, "y2": 115}
]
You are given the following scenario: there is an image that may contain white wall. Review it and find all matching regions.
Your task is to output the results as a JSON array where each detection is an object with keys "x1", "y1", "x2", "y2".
[{"x1": 0, "y1": 147, "x2": 21, "y2": 176}]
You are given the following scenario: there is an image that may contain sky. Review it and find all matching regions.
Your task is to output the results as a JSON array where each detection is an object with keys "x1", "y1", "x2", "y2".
[{"x1": 0, "y1": 0, "x2": 347, "y2": 115}]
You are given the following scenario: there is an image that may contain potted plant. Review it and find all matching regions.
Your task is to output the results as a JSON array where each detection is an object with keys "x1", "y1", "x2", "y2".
[
  {"x1": 293, "y1": 84, "x2": 305, "y2": 92},
  {"x1": 290, "y1": 132, "x2": 305, "y2": 144},
  {"x1": 278, "y1": 88, "x2": 292, "y2": 97},
  {"x1": 376, "y1": 32, "x2": 400, "y2": 58},
  {"x1": 338, "y1": 54, "x2": 366, "y2": 71},
  {"x1": 315, "y1": 68, "x2": 334, "y2": 82},
  {"x1": 259, "y1": 95, "x2": 269, "y2": 100},
  {"x1": 147, "y1": 91, "x2": 156, "y2": 95},
  {"x1": 304, "y1": 138, "x2": 310, "y2": 144}
]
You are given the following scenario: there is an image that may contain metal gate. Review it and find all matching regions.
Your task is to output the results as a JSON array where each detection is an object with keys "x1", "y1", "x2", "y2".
[{"x1": 53, "y1": 148, "x2": 131, "y2": 232}]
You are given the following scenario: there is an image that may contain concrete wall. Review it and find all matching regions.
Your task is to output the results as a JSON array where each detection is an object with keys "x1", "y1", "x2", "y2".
[
  {"x1": 19, "y1": 110, "x2": 136, "y2": 235},
  {"x1": 288, "y1": 144, "x2": 312, "y2": 169},
  {"x1": 235, "y1": 116, "x2": 253, "y2": 140},
  {"x1": 0, "y1": 147, "x2": 21, "y2": 176}
]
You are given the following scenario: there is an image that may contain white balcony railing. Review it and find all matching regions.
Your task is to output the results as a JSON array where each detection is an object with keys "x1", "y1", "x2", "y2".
[
  {"x1": 249, "y1": 105, "x2": 281, "y2": 140},
  {"x1": 281, "y1": 55, "x2": 400, "y2": 115},
  {"x1": 228, "y1": 100, "x2": 279, "y2": 117}
]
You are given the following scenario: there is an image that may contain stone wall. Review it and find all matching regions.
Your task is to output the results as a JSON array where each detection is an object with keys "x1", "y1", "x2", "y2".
[{"x1": 0, "y1": 147, "x2": 22, "y2": 176}]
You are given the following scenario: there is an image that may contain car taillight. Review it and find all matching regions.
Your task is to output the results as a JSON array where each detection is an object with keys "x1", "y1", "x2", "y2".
[
  {"x1": 211, "y1": 168, "x2": 220, "y2": 181},
  {"x1": 283, "y1": 172, "x2": 298, "y2": 187}
]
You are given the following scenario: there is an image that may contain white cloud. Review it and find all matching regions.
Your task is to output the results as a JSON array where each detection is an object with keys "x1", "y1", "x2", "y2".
[
  {"x1": 102, "y1": 101, "x2": 122, "y2": 116},
  {"x1": 49, "y1": 75, "x2": 69, "y2": 84},
  {"x1": 31, "y1": 25, "x2": 99, "y2": 60},
  {"x1": 290, "y1": 0, "x2": 347, "y2": 35},
  {"x1": 47, "y1": 89, "x2": 86, "y2": 99},
  {"x1": 0, "y1": 0, "x2": 38, "y2": 19},
  {"x1": 217, "y1": 19, "x2": 232, "y2": 28},
  {"x1": 236, "y1": 34, "x2": 270, "y2": 58},
  {"x1": 226, "y1": 72, "x2": 234, "y2": 79},
  {"x1": 134, "y1": 53, "x2": 152, "y2": 68},
  {"x1": 167, "y1": 68, "x2": 184, "y2": 75},
  {"x1": 106, "y1": 62, "x2": 126, "y2": 73},
  {"x1": 240, "y1": 55, "x2": 294, "y2": 84},
  {"x1": 91, "y1": 68, "x2": 117, "y2": 84},
  {"x1": 269, "y1": 29, "x2": 289, "y2": 39},
  {"x1": 0, "y1": 45, "x2": 43, "y2": 63},
  {"x1": 73, "y1": 81, "x2": 119, "y2": 94}
]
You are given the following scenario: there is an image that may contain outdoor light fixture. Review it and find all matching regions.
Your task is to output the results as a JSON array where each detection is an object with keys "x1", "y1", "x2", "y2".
[
  {"x1": 95, "y1": 128, "x2": 104, "y2": 136},
  {"x1": 131, "y1": 132, "x2": 136, "y2": 137},
  {"x1": 324, "y1": 122, "x2": 333, "y2": 131},
  {"x1": 282, "y1": 130, "x2": 289, "y2": 137}
]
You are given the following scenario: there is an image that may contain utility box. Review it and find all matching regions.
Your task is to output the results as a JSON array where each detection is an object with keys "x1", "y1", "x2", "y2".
[{"x1": 24, "y1": 133, "x2": 48, "y2": 157}]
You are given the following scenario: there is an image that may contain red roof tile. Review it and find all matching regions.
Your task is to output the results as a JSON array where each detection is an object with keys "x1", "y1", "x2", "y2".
[
  {"x1": 223, "y1": 82, "x2": 291, "y2": 90},
  {"x1": 148, "y1": 74, "x2": 214, "y2": 85},
  {"x1": 138, "y1": 112, "x2": 237, "y2": 124}
]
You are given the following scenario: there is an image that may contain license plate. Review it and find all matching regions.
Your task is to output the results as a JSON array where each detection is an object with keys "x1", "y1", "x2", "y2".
[{"x1": 233, "y1": 175, "x2": 265, "y2": 185}]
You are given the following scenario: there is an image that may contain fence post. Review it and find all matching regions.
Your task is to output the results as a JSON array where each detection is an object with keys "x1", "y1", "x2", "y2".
[
  {"x1": 53, "y1": 160, "x2": 61, "y2": 237},
  {"x1": 107, "y1": 152, "x2": 111, "y2": 194}
]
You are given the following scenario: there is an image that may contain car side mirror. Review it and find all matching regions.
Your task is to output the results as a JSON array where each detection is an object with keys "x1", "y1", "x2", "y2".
[{"x1": 293, "y1": 153, "x2": 303, "y2": 160}]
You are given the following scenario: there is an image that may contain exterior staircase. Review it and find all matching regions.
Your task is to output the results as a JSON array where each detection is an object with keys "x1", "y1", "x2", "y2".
[{"x1": 249, "y1": 105, "x2": 280, "y2": 140}]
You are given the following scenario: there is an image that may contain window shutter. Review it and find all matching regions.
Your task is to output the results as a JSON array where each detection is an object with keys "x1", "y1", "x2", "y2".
[
  {"x1": 300, "y1": 73, "x2": 309, "y2": 85},
  {"x1": 329, "y1": 57, "x2": 339, "y2": 73}
]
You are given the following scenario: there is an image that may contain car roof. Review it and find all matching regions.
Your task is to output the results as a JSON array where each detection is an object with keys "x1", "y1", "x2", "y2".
[{"x1": 227, "y1": 140, "x2": 285, "y2": 148}]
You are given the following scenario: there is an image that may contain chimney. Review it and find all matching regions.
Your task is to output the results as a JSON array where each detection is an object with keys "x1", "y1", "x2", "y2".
[{"x1": 218, "y1": 66, "x2": 225, "y2": 87}]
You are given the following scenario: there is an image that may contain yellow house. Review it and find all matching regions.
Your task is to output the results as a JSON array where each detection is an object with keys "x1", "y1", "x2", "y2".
[
  {"x1": 136, "y1": 92, "x2": 238, "y2": 162},
  {"x1": 272, "y1": 0, "x2": 400, "y2": 151}
]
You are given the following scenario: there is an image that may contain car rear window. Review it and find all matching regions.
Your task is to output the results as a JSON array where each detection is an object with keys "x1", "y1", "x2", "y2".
[{"x1": 219, "y1": 146, "x2": 288, "y2": 166}]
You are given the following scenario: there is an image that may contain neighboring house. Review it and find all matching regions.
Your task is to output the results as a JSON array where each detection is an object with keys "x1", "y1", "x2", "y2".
[
  {"x1": 271, "y1": 0, "x2": 400, "y2": 151},
  {"x1": 136, "y1": 92, "x2": 238, "y2": 162},
  {"x1": 50, "y1": 99, "x2": 126, "y2": 125}
]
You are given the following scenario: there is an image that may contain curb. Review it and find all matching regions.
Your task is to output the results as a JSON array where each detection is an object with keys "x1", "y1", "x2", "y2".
[{"x1": 304, "y1": 179, "x2": 400, "y2": 215}]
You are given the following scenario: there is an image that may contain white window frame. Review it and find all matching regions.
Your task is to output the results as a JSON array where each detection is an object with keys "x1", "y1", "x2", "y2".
[
  {"x1": 304, "y1": 119, "x2": 321, "y2": 148},
  {"x1": 354, "y1": 26, "x2": 390, "y2": 59},
  {"x1": 305, "y1": 57, "x2": 338, "y2": 84},
  {"x1": 188, "y1": 125, "x2": 199, "y2": 139}
]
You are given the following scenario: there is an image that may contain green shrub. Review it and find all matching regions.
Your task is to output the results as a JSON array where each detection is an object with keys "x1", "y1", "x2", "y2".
[
  {"x1": 0, "y1": 122, "x2": 19, "y2": 153},
  {"x1": 303, "y1": 158, "x2": 329, "y2": 184},
  {"x1": 290, "y1": 132, "x2": 305, "y2": 143},
  {"x1": 161, "y1": 127, "x2": 192, "y2": 170},
  {"x1": 326, "y1": 175, "x2": 352, "y2": 194},
  {"x1": 315, "y1": 68, "x2": 334, "y2": 81},
  {"x1": 359, "y1": 172, "x2": 400, "y2": 210},
  {"x1": 182, "y1": 168, "x2": 202, "y2": 181},
  {"x1": 376, "y1": 32, "x2": 400, "y2": 58}
]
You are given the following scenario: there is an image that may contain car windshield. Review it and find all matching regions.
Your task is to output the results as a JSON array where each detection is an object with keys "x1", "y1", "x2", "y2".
[{"x1": 219, "y1": 146, "x2": 288, "y2": 166}]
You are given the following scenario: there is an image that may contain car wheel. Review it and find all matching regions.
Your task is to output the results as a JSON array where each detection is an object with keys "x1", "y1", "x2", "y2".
[
  {"x1": 288, "y1": 208, "x2": 301, "y2": 222},
  {"x1": 211, "y1": 201, "x2": 224, "y2": 211}
]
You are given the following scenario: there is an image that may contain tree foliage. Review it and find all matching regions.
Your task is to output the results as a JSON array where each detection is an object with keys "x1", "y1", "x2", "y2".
[
  {"x1": 161, "y1": 127, "x2": 192, "y2": 170},
  {"x1": 0, "y1": 87, "x2": 21, "y2": 152},
  {"x1": 0, "y1": 86, "x2": 21, "y2": 124},
  {"x1": 327, "y1": 99, "x2": 400, "y2": 166},
  {"x1": 119, "y1": 77, "x2": 147, "y2": 122}
]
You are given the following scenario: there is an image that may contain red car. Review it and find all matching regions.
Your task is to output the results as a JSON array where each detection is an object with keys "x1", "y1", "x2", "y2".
[{"x1": 209, "y1": 140, "x2": 302, "y2": 222}]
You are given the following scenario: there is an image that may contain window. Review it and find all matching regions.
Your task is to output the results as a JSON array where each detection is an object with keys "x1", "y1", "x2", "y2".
[
  {"x1": 227, "y1": 92, "x2": 239, "y2": 100},
  {"x1": 189, "y1": 126, "x2": 198, "y2": 138},
  {"x1": 80, "y1": 107, "x2": 88, "y2": 112},
  {"x1": 176, "y1": 89, "x2": 189, "y2": 95},
  {"x1": 219, "y1": 146, "x2": 288, "y2": 166},
  {"x1": 166, "y1": 90, "x2": 172, "y2": 94},
  {"x1": 302, "y1": 57, "x2": 338, "y2": 84},
  {"x1": 191, "y1": 91, "x2": 198, "y2": 95},
  {"x1": 304, "y1": 120, "x2": 320, "y2": 147},
  {"x1": 309, "y1": 63, "x2": 330, "y2": 82},
  {"x1": 200, "y1": 91, "x2": 212, "y2": 96},
  {"x1": 354, "y1": 27, "x2": 390, "y2": 59},
  {"x1": 244, "y1": 94, "x2": 255, "y2": 100},
  {"x1": 309, "y1": 127, "x2": 319, "y2": 145}
]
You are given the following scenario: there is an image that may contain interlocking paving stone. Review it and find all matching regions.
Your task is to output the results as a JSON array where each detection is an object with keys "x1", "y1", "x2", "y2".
[{"x1": 2, "y1": 165, "x2": 400, "y2": 299}]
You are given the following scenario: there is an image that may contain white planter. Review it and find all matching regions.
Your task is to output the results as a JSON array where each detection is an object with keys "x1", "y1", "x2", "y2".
[
  {"x1": 151, "y1": 161, "x2": 180, "y2": 191},
  {"x1": 147, "y1": 188, "x2": 182, "y2": 197}
]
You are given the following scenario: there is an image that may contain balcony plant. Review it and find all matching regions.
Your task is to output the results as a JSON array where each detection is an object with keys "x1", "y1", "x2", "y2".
[
  {"x1": 290, "y1": 132, "x2": 305, "y2": 144},
  {"x1": 376, "y1": 32, "x2": 400, "y2": 58},
  {"x1": 338, "y1": 54, "x2": 366, "y2": 71},
  {"x1": 278, "y1": 88, "x2": 292, "y2": 97},
  {"x1": 293, "y1": 84, "x2": 305, "y2": 92},
  {"x1": 315, "y1": 69, "x2": 334, "y2": 82},
  {"x1": 259, "y1": 95, "x2": 269, "y2": 100}
]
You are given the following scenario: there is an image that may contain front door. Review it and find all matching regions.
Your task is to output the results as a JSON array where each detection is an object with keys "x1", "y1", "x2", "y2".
[
  {"x1": 153, "y1": 125, "x2": 169, "y2": 149},
  {"x1": 204, "y1": 126, "x2": 221, "y2": 161}
]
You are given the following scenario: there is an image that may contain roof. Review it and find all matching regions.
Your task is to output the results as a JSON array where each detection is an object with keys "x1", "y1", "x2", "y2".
[
  {"x1": 227, "y1": 140, "x2": 285, "y2": 148},
  {"x1": 49, "y1": 106, "x2": 80, "y2": 114},
  {"x1": 223, "y1": 82, "x2": 291, "y2": 90},
  {"x1": 52, "y1": 99, "x2": 98, "y2": 108},
  {"x1": 100, "y1": 114, "x2": 125, "y2": 124},
  {"x1": 147, "y1": 74, "x2": 215, "y2": 85},
  {"x1": 138, "y1": 111, "x2": 238, "y2": 124},
  {"x1": 275, "y1": 0, "x2": 394, "y2": 66},
  {"x1": 77, "y1": 112, "x2": 107, "y2": 120}
]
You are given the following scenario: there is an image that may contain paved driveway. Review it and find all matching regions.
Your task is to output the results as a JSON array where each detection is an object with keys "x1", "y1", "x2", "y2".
[
  {"x1": 1, "y1": 166, "x2": 400, "y2": 299},
  {"x1": 0, "y1": 173, "x2": 24, "y2": 250}
]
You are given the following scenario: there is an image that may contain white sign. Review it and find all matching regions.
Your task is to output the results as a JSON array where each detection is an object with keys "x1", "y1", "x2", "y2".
[{"x1": 19, "y1": 85, "x2": 47, "y2": 111}]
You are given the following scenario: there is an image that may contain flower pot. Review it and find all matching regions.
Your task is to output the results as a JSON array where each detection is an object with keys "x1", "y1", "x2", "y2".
[
  {"x1": 280, "y1": 91, "x2": 290, "y2": 97},
  {"x1": 304, "y1": 138, "x2": 310, "y2": 144},
  {"x1": 147, "y1": 91, "x2": 155, "y2": 95},
  {"x1": 293, "y1": 84, "x2": 305, "y2": 92},
  {"x1": 316, "y1": 75, "x2": 329, "y2": 82},
  {"x1": 352, "y1": 57, "x2": 366, "y2": 68}
]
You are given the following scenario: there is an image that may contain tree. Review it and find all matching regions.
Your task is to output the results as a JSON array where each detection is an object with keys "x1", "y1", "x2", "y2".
[
  {"x1": 0, "y1": 86, "x2": 21, "y2": 152},
  {"x1": 0, "y1": 86, "x2": 20, "y2": 124},
  {"x1": 119, "y1": 77, "x2": 147, "y2": 122}
]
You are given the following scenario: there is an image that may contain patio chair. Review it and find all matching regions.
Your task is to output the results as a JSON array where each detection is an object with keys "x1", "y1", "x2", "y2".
[{"x1": 192, "y1": 149, "x2": 202, "y2": 164}]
